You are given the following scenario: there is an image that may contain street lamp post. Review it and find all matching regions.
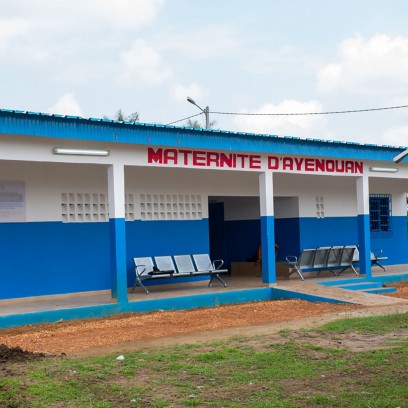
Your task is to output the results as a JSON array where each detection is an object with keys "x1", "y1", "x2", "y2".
[
  {"x1": 187, "y1": 96, "x2": 210, "y2": 129},
  {"x1": 393, "y1": 148, "x2": 408, "y2": 164}
]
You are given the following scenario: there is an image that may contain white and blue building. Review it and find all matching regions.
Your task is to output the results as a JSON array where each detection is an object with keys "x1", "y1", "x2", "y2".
[{"x1": 0, "y1": 109, "x2": 407, "y2": 326}]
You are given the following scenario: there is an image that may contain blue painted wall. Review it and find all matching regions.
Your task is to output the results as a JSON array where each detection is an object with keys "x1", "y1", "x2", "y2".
[
  {"x1": 0, "y1": 215, "x2": 405, "y2": 300},
  {"x1": 223, "y1": 218, "x2": 301, "y2": 265},
  {"x1": 275, "y1": 218, "x2": 301, "y2": 261},
  {"x1": 224, "y1": 219, "x2": 261, "y2": 268},
  {"x1": 125, "y1": 219, "x2": 210, "y2": 287},
  {"x1": 299, "y1": 216, "x2": 408, "y2": 265},
  {"x1": 370, "y1": 216, "x2": 408, "y2": 265},
  {"x1": 0, "y1": 222, "x2": 111, "y2": 300},
  {"x1": 0, "y1": 219, "x2": 211, "y2": 300},
  {"x1": 299, "y1": 217, "x2": 358, "y2": 248},
  {"x1": 220, "y1": 215, "x2": 407, "y2": 267}
]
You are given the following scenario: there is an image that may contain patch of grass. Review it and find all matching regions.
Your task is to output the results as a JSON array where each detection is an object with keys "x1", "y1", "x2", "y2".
[
  {"x1": 152, "y1": 397, "x2": 170, "y2": 408},
  {"x1": 3, "y1": 312, "x2": 408, "y2": 407},
  {"x1": 316, "y1": 311, "x2": 408, "y2": 333},
  {"x1": 0, "y1": 377, "x2": 24, "y2": 407},
  {"x1": 195, "y1": 346, "x2": 240, "y2": 362},
  {"x1": 277, "y1": 328, "x2": 291, "y2": 335}
]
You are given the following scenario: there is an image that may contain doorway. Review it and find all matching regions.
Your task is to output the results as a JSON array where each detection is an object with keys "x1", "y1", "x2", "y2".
[
  {"x1": 208, "y1": 202, "x2": 226, "y2": 264},
  {"x1": 208, "y1": 197, "x2": 261, "y2": 270}
]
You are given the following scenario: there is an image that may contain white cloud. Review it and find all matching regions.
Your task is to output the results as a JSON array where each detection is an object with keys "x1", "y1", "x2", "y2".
[
  {"x1": 90, "y1": 0, "x2": 165, "y2": 29},
  {"x1": 232, "y1": 99, "x2": 327, "y2": 137},
  {"x1": 0, "y1": 1, "x2": 165, "y2": 69},
  {"x1": 381, "y1": 125, "x2": 408, "y2": 147},
  {"x1": 120, "y1": 39, "x2": 173, "y2": 85},
  {"x1": 1, "y1": 0, "x2": 164, "y2": 32},
  {"x1": 155, "y1": 24, "x2": 244, "y2": 59},
  {"x1": 47, "y1": 94, "x2": 83, "y2": 116},
  {"x1": 244, "y1": 45, "x2": 322, "y2": 75},
  {"x1": 317, "y1": 64, "x2": 342, "y2": 92},
  {"x1": 318, "y1": 34, "x2": 408, "y2": 95},
  {"x1": 171, "y1": 82, "x2": 206, "y2": 102},
  {"x1": 0, "y1": 17, "x2": 30, "y2": 54}
]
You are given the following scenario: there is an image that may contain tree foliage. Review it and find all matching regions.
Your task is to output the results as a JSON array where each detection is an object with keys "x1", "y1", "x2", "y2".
[
  {"x1": 185, "y1": 118, "x2": 217, "y2": 129},
  {"x1": 105, "y1": 109, "x2": 140, "y2": 123},
  {"x1": 186, "y1": 119, "x2": 202, "y2": 129}
]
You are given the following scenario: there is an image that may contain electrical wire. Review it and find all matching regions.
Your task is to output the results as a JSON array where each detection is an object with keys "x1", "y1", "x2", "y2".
[
  {"x1": 166, "y1": 104, "x2": 408, "y2": 127},
  {"x1": 166, "y1": 112, "x2": 202, "y2": 126},
  {"x1": 210, "y1": 104, "x2": 408, "y2": 116}
]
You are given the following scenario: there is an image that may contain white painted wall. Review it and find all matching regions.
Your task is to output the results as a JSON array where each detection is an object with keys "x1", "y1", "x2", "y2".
[
  {"x1": 125, "y1": 167, "x2": 260, "y2": 219},
  {"x1": 2, "y1": 134, "x2": 408, "y2": 179},
  {"x1": 0, "y1": 134, "x2": 407, "y2": 222},
  {"x1": 0, "y1": 161, "x2": 107, "y2": 222},
  {"x1": 274, "y1": 197, "x2": 300, "y2": 219},
  {"x1": 274, "y1": 173, "x2": 359, "y2": 218}
]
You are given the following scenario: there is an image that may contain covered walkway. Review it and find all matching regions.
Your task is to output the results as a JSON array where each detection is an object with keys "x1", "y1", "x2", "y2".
[{"x1": 1, "y1": 267, "x2": 407, "y2": 329}]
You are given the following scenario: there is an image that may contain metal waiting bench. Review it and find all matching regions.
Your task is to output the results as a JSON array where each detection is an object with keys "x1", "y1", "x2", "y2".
[
  {"x1": 350, "y1": 247, "x2": 388, "y2": 271},
  {"x1": 132, "y1": 254, "x2": 228, "y2": 294},
  {"x1": 286, "y1": 246, "x2": 358, "y2": 281}
]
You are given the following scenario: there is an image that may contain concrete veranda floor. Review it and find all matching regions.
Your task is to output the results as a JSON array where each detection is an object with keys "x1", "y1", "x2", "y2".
[{"x1": 1, "y1": 266, "x2": 408, "y2": 319}]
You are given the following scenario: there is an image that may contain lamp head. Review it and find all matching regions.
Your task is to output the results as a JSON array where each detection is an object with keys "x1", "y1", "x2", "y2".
[
  {"x1": 393, "y1": 148, "x2": 408, "y2": 164},
  {"x1": 187, "y1": 96, "x2": 196, "y2": 105}
]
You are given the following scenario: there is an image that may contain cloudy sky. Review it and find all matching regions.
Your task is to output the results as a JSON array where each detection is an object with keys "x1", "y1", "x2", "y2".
[{"x1": 1, "y1": 0, "x2": 408, "y2": 146}]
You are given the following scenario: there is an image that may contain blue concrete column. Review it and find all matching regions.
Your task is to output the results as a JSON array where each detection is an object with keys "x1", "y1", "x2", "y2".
[
  {"x1": 108, "y1": 164, "x2": 128, "y2": 303},
  {"x1": 356, "y1": 176, "x2": 372, "y2": 278},
  {"x1": 259, "y1": 172, "x2": 276, "y2": 285}
]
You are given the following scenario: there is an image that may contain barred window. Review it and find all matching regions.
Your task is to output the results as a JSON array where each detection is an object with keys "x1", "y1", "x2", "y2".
[{"x1": 369, "y1": 194, "x2": 391, "y2": 233}]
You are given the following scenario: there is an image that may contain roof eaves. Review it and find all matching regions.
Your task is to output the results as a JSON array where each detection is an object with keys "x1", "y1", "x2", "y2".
[{"x1": 1, "y1": 108, "x2": 407, "y2": 151}]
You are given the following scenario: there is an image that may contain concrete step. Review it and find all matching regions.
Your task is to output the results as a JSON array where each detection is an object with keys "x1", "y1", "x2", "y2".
[
  {"x1": 337, "y1": 282, "x2": 383, "y2": 291},
  {"x1": 276, "y1": 281, "x2": 408, "y2": 306},
  {"x1": 318, "y1": 278, "x2": 366, "y2": 287},
  {"x1": 362, "y1": 287, "x2": 397, "y2": 295}
]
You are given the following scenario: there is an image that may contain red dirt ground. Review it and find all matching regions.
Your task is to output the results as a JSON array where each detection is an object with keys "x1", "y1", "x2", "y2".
[{"x1": 0, "y1": 282, "x2": 407, "y2": 360}]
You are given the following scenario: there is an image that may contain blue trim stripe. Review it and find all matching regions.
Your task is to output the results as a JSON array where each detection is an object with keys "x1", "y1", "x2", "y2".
[
  {"x1": 357, "y1": 214, "x2": 372, "y2": 278},
  {"x1": 109, "y1": 218, "x2": 128, "y2": 303},
  {"x1": 370, "y1": 274, "x2": 408, "y2": 284},
  {"x1": 319, "y1": 278, "x2": 367, "y2": 286},
  {"x1": 0, "y1": 109, "x2": 405, "y2": 161},
  {"x1": 320, "y1": 274, "x2": 408, "y2": 286},
  {"x1": 261, "y1": 215, "x2": 276, "y2": 284}
]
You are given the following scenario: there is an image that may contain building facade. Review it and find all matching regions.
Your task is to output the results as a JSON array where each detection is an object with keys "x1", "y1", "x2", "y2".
[{"x1": 0, "y1": 109, "x2": 407, "y2": 303}]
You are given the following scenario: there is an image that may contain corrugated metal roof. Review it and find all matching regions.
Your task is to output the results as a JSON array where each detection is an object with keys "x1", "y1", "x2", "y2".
[{"x1": 0, "y1": 108, "x2": 406, "y2": 162}]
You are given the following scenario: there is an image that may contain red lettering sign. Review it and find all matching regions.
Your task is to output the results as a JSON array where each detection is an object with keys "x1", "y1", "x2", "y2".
[
  {"x1": 148, "y1": 147, "x2": 162, "y2": 164},
  {"x1": 249, "y1": 155, "x2": 261, "y2": 169},
  {"x1": 147, "y1": 148, "x2": 364, "y2": 174},
  {"x1": 268, "y1": 156, "x2": 279, "y2": 170},
  {"x1": 193, "y1": 151, "x2": 206, "y2": 166}
]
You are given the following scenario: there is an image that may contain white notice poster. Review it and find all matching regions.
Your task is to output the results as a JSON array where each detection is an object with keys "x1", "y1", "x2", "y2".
[{"x1": 0, "y1": 181, "x2": 26, "y2": 222}]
